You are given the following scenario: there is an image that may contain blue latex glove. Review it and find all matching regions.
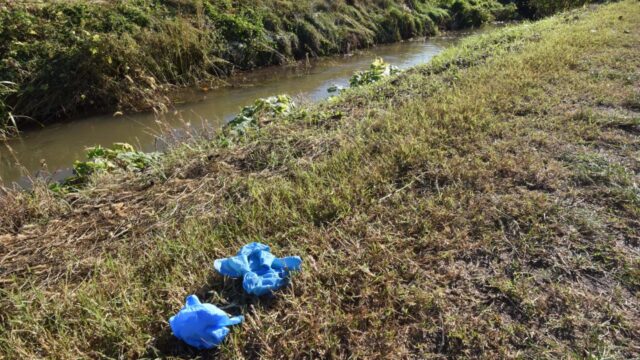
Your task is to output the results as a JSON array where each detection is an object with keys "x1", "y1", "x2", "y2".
[
  {"x1": 169, "y1": 295, "x2": 243, "y2": 349},
  {"x1": 214, "y1": 242, "x2": 302, "y2": 296}
]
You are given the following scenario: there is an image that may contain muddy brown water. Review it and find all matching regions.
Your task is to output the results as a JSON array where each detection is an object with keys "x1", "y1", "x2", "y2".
[{"x1": 0, "y1": 30, "x2": 481, "y2": 187}]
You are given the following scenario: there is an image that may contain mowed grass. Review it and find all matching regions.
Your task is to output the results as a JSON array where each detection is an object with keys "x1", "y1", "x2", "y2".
[{"x1": 1, "y1": 1, "x2": 640, "y2": 358}]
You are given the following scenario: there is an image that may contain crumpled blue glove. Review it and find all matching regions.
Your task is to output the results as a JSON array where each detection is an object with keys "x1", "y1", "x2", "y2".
[
  {"x1": 169, "y1": 295, "x2": 243, "y2": 349},
  {"x1": 214, "y1": 242, "x2": 302, "y2": 296}
]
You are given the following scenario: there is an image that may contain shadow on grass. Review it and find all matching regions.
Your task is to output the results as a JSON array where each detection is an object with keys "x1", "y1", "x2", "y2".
[{"x1": 144, "y1": 273, "x2": 284, "y2": 359}]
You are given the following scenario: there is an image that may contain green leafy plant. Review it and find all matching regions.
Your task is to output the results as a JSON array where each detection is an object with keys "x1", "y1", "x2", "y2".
[
  {"x1": 349, "y1": 58, "x2": 401, "y2": 88},
  {"x1": 227, "y1": 95, "x2": 295, "y2": 135},
  {"x1": 84, "y1": 143, "x2": 160, "y2": 172},
  {"x1": 328, "y1": 58, "x2": 401, "y2": 94},
  {"x1": 51, "y1": 142, "x2": 160, "y2": 192}
]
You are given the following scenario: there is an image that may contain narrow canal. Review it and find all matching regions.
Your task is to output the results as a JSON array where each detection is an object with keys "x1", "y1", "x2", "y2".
[{"x1": 0, "y1": 30, "x2": 481, "y2": 186}]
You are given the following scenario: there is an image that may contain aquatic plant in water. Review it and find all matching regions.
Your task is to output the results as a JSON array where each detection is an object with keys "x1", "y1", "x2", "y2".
[
  {"x1": 214, "y1": 242, "x2": 302, "y2": 296},
  {"x1": 169, "y1": 295, "x2": 243, "y2": 349}
]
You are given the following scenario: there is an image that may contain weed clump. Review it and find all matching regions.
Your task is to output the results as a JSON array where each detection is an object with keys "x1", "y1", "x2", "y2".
[
  {"x1": 51, "y1": 142, "x2": 160, "y2": 193},
  {"x1": 227, "y1": 95, "x2": 295, "y2": 136},
  {"x1": 328, "y1": 57, "x2": 401, "y2": 94},
  {"x1": 349, "y1": 58, "x2": 402, "y2": 88}
]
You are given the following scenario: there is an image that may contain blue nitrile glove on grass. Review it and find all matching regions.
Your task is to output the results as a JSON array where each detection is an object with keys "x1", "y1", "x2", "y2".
[
  {"x1": 214, "y1": 242, "x2": 302, "y2": 296},
  {"x1": 169, "y1": 295, "x2": 243, "y2": 349}
]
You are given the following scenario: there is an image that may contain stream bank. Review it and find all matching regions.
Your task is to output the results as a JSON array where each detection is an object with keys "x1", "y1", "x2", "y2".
[
  {"x1": 0, "y1": 30, "x2": 479, "y2": 185},
  {"x1": 0, "y1": 0, "x2": 522, "y2": 136}
]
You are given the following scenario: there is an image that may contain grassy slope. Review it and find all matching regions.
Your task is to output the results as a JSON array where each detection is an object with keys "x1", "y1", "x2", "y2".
[
  {"x1": 0, "y1": 0, "x2": 512, "y2": 135},
  {"x1": 1, "y1": 1, "x2": 640, "y2": 358}
]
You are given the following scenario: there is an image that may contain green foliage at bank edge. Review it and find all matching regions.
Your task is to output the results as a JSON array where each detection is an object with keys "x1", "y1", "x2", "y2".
[
  {"x1": 328, "y1": 57, "x2": 401, "y2": 94},
  {"x1": 350, "y1": 58, "x2": 401, "y2": 87},
  {"x1": 50, "y1": 48, "x2": 383, "y2": 189},
  {"x1": 49, "y1": 54, "x2": 395, "y2": 191},
  {"x1": 50, "y1": 143, "x2": 160, "y2": 193},
  {"x1": 226, "y1": 95, "x2": 295, "y2": 136},
  {"x1": 0, "y1": 0, "x2": 519, "y2": 132},
  {"x1": 51, "y1": 94, "x2": 294, "y2": 192}
]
